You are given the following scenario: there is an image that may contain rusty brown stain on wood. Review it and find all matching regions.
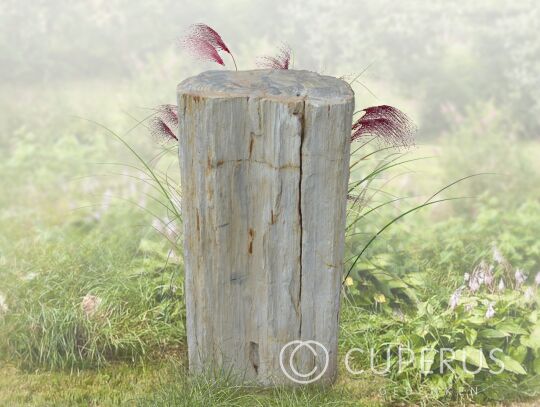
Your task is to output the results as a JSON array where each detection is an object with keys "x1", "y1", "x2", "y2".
[
  {"x1": 270, "y1": 210, "x2": 277, "y2": 224},
  {"x1": 248, "y1": 228, "x2": 255, "y2": 254},
  {"x1": 289, "y1": 101, "x2": 303, "y2": 116},
  {"x1": 249, "y1": 136, "x2": 254, "y2": 159}
]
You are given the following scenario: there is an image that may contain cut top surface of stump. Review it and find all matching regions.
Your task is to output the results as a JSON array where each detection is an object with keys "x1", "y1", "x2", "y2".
[{"x1": 177, "y1": 69, "x2": 353, "y2": 103}]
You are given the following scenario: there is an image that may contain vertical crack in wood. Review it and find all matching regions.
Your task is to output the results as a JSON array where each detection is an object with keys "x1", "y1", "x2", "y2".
[
  {"x1": 297, "y1": 101, "x2": 305, "y2": 339},
  {"x1": 249, "y1": 341, "x2": 260, "y2": 375}
]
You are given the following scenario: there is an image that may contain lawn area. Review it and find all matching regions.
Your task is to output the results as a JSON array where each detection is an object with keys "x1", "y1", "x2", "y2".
[
  {"x1": 0, "y1": 363, "x2": 168, "y2": 406},
  {"x1": 0, "y1": 360, "x2": 387, "y2": 406}
]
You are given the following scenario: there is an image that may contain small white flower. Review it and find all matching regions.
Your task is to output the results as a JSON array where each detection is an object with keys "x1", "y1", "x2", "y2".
[
  {"x1": 485, "y1": 303, "x2": 496, "y2": 319},
  {"x1": 0, "y1": 292, "x2": 8, "y2": 314},
  {"x1": 524, "y1": 287, "x2": 535, "y2": 302},
  {"x1": 498, "y1": 278, "x2": 505, "y2": 291},
  {"x1": 484, "y1": 265, "x2": 494, "y2": 287},
  {"x1": 478, "y1": 271, "x2": 485, "y2": 284},
  {"x1": 21, "y1": 272, "x2": 37, "y2": 281},
  {"x1": 469, "y1": 277, "x2": 481, "y2": 293},
  {"x1": 515, "y1": 269, "x2": 527, "y2": 287},
  {"x1": 464, "y1": 272, "x2": 470, "y2": 282},
  {"x1": 492, "y1": 245, "x2": 504, "y2": 264},
  {"x1": 535, "y1": 272, "x2": 540, "y2": 286},
  {"x1": 81, "y1": 294, "x2": 102, "y2": 318},
  {"x1": 449, "y1": 287, "x2": 463, "y2": 311}
]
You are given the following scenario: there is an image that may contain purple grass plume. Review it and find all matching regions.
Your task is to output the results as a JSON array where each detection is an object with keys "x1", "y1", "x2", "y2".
[
  {"x1": 257, "y1": 45, "x2": 291, "y2": 70},
  {"x1": 150, "y1": 104, "x2": 179, "y2": 142},
  {"x1": 181, "y1": 24, "x2": 236, "y2": 69},
  {"x1": 352, "y1": 105, "x2": 416, "y2": 148}
]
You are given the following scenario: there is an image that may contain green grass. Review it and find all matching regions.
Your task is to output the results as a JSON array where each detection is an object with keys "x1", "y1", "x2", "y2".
[
  {"x1": 0, "y1": 360, "x2": 386, "y2": 407},
  {"x1": 0, "y1": 363, "x2": 167, "y2": 406},
  {"x1": 0, "y1": 206, "x2": 184, "y2": 370}
]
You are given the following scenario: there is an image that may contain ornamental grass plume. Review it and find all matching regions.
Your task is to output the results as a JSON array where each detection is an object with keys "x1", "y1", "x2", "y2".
[
  {"x1": 351, "y1": 105, "x2": 416, "y2": 148},
  {"x1": 181, "y1": 24, "x2": 237, "y2": 69},
  {"x1": 257, "y1": 45, "x2": 292, "y2": 70},
  {"x1": 150, "y1": 104, "x2": 178, "y2": 142},
  {"x1": 186, "y1": 37, "x2": 225, "y2": 66},
  {"x1": 152, "y1": 24, "x2": 418, "y2": 152}
]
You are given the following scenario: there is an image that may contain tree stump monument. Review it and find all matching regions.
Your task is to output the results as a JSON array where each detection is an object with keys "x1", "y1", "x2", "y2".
[{"x1": 178, "y1": 69, "x2": 354, "y2": 385}]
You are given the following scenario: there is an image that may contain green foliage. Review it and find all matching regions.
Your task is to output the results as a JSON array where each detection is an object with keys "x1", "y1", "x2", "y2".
[
  {"x1": 342, "y1": 278, "x2": 540, "y2": 403},
  {"x1": 343, "y1": 194, "x2": 540, "y2": 403},
  {"x1": 0, "y1": 205, "x2": 184, "y2": 370},
  {"x1": 342, "y1": 115, "x2": 540, "y2": 402}
]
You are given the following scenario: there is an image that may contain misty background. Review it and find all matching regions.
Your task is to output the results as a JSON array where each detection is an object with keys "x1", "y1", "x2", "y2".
[
  {"x1": 2, "y1": 0, "x2": 539, "y2": 137},
  {"x1": 1, "y1": 0, "x2": 540, "y2": 261}
]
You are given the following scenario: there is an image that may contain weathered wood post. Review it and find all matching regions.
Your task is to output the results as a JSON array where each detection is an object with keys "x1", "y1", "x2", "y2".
[{"x1": 178, "y1": 69, "x2": 354, "y2": 385}]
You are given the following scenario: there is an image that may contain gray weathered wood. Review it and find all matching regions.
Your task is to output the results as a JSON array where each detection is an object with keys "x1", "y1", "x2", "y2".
[{"x1": 178, "y1": 69, "x2": 354, "y2": 385}]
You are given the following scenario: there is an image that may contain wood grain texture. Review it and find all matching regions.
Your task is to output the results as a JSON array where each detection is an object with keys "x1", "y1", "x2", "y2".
[{"x1": 178, "y1": 69, "x2": 354, "y2": 385}]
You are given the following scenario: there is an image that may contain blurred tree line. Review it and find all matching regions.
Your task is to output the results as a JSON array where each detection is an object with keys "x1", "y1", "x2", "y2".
[
  {"x1": 353, "y1": 1, "x2": 540, "y2": 138},
  {"x1": 1, "y1": 0, "x2": 539, "y2": 139}
]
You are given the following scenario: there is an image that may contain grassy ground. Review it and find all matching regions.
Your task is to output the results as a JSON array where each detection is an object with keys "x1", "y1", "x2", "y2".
[
  {"x1": 0, "y1": 362, "x2": 385, "y2": 407},
  {"x1": 0, "y1": 363, "x2": 167, "y2": 406}
]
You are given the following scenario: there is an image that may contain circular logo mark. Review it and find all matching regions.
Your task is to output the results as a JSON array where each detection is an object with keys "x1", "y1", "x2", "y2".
[{"x1": 279, "y1": 340, "x2": 329, "y2": 384}]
